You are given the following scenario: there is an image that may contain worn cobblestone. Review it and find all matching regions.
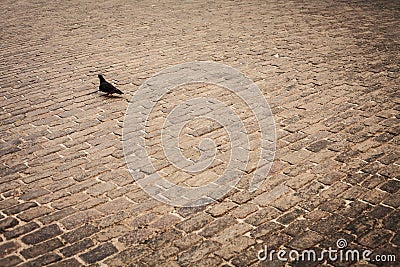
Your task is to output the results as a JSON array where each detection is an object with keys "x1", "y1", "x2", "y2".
[
  {"x1": 3, "y1": 222, "x2": 40, "y2": 240},
  {"x1": 80, "y1": 242, "x2": 118, "y2": 264},
  {"x1": 1, "y1": 0, "x2": 399, "y2": 266},
  {"x1": 21, "y1": 224, "x2": 63, "y2": 245}
]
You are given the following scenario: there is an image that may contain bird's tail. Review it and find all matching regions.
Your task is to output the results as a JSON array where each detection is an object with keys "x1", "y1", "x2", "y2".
[{"x1": 86, "y1": 90, "x2": 99, "y2": 95}]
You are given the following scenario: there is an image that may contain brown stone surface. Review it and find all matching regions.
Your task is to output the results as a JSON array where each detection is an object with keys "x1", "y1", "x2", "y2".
[{"x1": 0, "y1": 0, "x2": 399, "y2": 266}]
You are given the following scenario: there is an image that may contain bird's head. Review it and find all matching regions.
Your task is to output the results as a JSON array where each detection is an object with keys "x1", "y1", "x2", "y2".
[{"x1": 98, "y1": 74, "x2": 105, "y2": 82}]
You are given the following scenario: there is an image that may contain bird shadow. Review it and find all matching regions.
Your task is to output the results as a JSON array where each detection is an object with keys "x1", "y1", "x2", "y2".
[{"x1": 99, "y1": 93, "x2": 124, "y2": 99}]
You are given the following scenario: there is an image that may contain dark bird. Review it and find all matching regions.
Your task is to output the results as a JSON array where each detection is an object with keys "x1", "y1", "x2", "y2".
[{"x1": 98, "y1": 74, "x2": 123, "y2": 95}]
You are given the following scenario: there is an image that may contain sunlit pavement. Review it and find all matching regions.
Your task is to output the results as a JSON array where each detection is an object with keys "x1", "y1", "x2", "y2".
[{"x1": 0, "y1": 1, "x2": 399, "y2": 266}]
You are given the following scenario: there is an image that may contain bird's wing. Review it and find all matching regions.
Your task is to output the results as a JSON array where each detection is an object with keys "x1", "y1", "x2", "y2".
[{"x1": 101, "y1": 82, "x2": 117, "y2": 91}]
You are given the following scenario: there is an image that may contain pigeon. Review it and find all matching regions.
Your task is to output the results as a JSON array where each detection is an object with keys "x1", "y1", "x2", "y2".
[{"x1": 98, "y1": 74, "x2": 123, "y2": 95}]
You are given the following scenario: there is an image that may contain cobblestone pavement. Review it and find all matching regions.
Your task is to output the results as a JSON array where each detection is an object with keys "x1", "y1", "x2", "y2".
[{"x1": 1, "y1": 0, "x2": 399, "y2": 266}]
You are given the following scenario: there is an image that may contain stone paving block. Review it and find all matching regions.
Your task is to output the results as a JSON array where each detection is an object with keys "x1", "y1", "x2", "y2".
[
  {"x1": 61, "y1": 224, "x2": 98, "y2": 243},
  {"x1": 380, "y1": 178, "x2": 400, "y2": 193},
  {"x1": 19, "y1": 253, "x2": 62, "y2": 267},
  {"x1": 36, "y1": 189, "x2": 70, "y2": 205},
  {"x1": 211, "y1": 222, "x2": 254, "y2": 244},
  {"x1": 310, "y1": 213, "x2": 348, "y2": 235},
  {"x1": 306, "y1": 140, "x2": 331, "y2": 153},
  {"x1": 286, "y1": 173, "x2": 317, "y2": 190},
  {"x1": 231, "y1": 247, "x2": 259, "y2": 267},
  {"x1": 0, "y1": 199, "x2": 19, "y2": 210},
  {"x1": 118, "y1": 228, "x2": 154, "y2": 246},
  {"x1": 318, "y1": 171, "x2": 346, "y2": 185},
  {"x1": 340, "y1": 185, "x2": 366, "y2": 200},
  {"x1": 287, "y1": 230, "x2": 324, "y2": 250},
  {"x1": 391, "y1": 232, "x2": 400, "y2": 247},
  {"x1": 75, "y1": 196, "x2": 109, "y2": 211},
  {"x1": 60, "y1": 238, "x2": 95, "y2": 257},
  {"x1": 67, "y1": 179, "x2": 100, "y2": 194},
  {"x1": 215, "y1": 235, "x2": 255, "y2": 260},
  {"x1": 272, "y1": 193, "x2": 302, "y2": 211},
  {"x1": 95, "y1": 224, "x2": 132, "y2": 242},
  {"x1": 0, "y1": 217, "x2": 19, "y2": 230},
  {"x1": 96, "y1": 197, "x2": 134, "y2": 215},
  {"x1": 346, "y1": 216, "x2": 377, "y2": 237},
  {"x1": 3, "y1": 221, "x2": 40, "y2": 240},
  {"x1": 319, "y1": 198, "x2": 347, "y2": 213},
  {"x1": 147, "y1": 228, "x2": 183, "y2": 250},
  {"x1": 276, "y1": 208, "x2": 305, "y2": 225},
  {"x1": 149, "y1": 213, "x2": 181, "y2": 230},
  {"x1": 381, "y1": 187, "x2": 400, "y2": 207},
  {"x1": 0, "y1": 0, "x2": 399, "y2": 265},
  {"x1": 362, "y1": 188, "x2": 390, "y2": 205},
  {"x1": 51, "y1": 192, "x2": 90, "y2": 210},
  {"x1": 230, "y1": 203, "x2": 259, "y2": 219},
  {"x1": 174, "y1": 233, "x2": 203, "y2": 250},
  {"x1": 283, "y1": 219, "x2": 311, "y2": 238},
  {"x1": 0, "y1": 255, "x2": 23, "y2": 267},
  {"x1": 253, "y1": 185, "x2": 293, "y2": 207},
  {"x1": 367, "y1": 204, "x2": 394, "y2": 219},
  {"x1": 245, "y1": 206, "x2": 282, "y2": 227},
  {"x1": 383, "y1": 209, "x2": 400, "y2": 232},
  {"x1": 358, "y1": 228, "x2": 394, "y2": 249},
  {"x1": 19, "y1": 188, "x2": 50, "y2": 201},
  {"x1": 17, "y1": 206, "x2": 53, "y2": 221},
  {"x1": 21, "y1": 224, "x2": 62, "y2": 245},
  {"x1": 199, "y1": 215, "x2": 236, "y2": 238},
  {"x1": 229, "y1": 190, "x2": 253, "y2": 205},
  {"x1": 206, "y1": 200, "x2": 238, "y2": 217},
  {"x1": 79, "y1": 242, "x2": 118, "y2": 264},
  {"x1": 0, "y1": 241, "x2": 20, "y2": 258},
  {"x1": 47, "y1": 258, "x2": 81, "y2": 267},
  {"x1": 259, "y1": 232, "x2": 293, "y2": 251},
  {"x1": 3, "y1": 202, "x2": 38, "y2": 215},
  {"x1": 106, "y1": 184, "x2": 137, "y2": 200},
  {"x1": 175, "y1": 213, "x2": 214, "y2": 233},
  {"x1": 46, "y1": 178, "x2": 76, "y2": 192},
  {"x1": 39, "y1": 207, "x2": 77, "y2": 225},
  {"x1": 60, "y1": 209, "x2": 102, "y2": 230},
  {"x1": 195, "y1": 255, "x2": 223, "y2": 266},
  {"x1": 104, "y1": 245, "x2": 153, "y2": 266},
  {"x1": 128, "y1": 212, "x2": 158, "y2": 230},
  {"x1": 20, "y1": 238, "x2": 63, "y2": 259},
  {"x1": 320, "y1": 181, "x2": 350, "y2": 199},
  {"x1": 178, "y1": 240, "x2": 221, "y2": 265},
  {"x1": 339, "y1": 200, "x2": 372, "y2": 219}
]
